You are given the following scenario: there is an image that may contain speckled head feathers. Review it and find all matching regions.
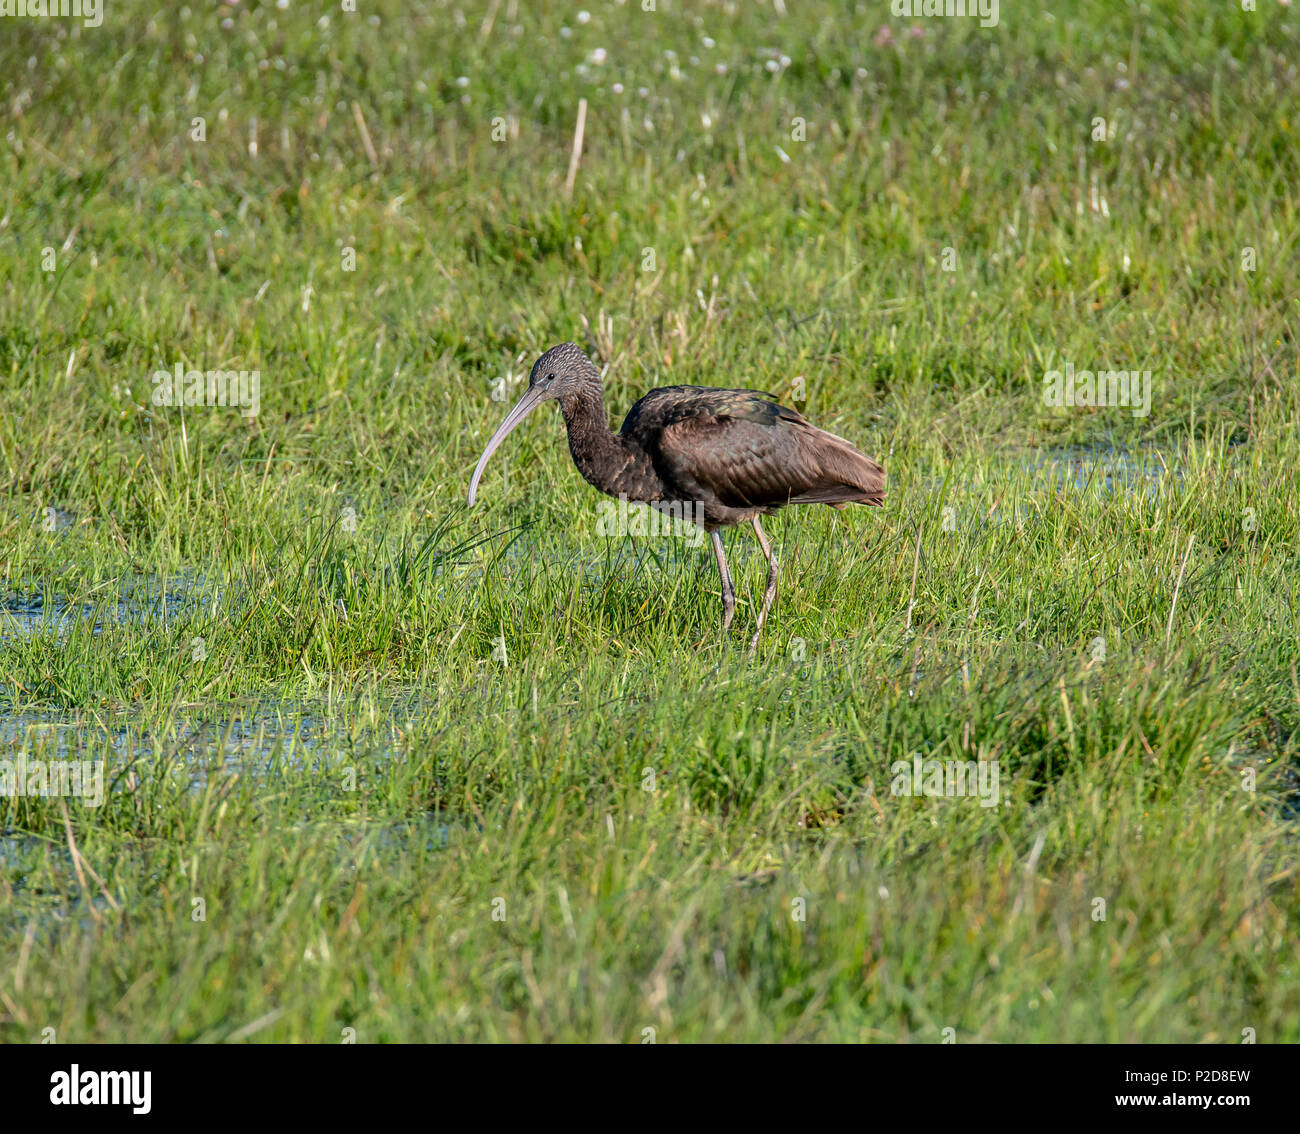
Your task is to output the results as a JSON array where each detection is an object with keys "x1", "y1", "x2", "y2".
[{"x1": 528, "y1": 342, "x2": 600, "y2": 395}]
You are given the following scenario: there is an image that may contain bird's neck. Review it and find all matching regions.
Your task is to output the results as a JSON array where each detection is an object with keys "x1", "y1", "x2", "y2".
[{"x1": 559, "y1": 384, "x2": 628, "y2": 494}]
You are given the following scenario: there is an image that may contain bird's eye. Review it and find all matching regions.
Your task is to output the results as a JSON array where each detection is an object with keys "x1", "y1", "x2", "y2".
[{"x1": 546, "y1": 373, "x2": 556, "y2": 381}]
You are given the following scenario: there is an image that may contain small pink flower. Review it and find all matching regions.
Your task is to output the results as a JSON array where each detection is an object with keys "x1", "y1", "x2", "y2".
[{"x1": 873, "y1": 25, "x2": 894, "y2": 48}]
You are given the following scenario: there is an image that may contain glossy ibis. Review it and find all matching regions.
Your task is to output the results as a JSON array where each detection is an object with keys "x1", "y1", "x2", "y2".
[{"x1": 467, "y1": 343, "x2": 885, "y2": 648}]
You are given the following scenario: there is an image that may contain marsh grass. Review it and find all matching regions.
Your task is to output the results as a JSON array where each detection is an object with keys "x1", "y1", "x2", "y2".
[{"x1": 0, "y1": 0, "x2": 1297, "y2": 1041}]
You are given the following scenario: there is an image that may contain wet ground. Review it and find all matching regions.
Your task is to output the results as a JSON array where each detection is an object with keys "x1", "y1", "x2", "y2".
[{"x1": 1, "y1": 442, "x2": 1292, "y2": 918}]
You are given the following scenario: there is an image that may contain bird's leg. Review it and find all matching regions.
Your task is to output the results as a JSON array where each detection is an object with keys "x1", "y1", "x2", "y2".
[
  {"x1": 749, "y1": 517, "x2": 779, "y2": 652},
  {"x1": 710, "y1": 530, "x2": 736, "y2": 632}
]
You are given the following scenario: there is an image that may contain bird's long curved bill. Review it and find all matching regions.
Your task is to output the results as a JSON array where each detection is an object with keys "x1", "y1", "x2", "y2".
[{"x1": 466, "y1": 384, "x2": 548, "y2": 506}]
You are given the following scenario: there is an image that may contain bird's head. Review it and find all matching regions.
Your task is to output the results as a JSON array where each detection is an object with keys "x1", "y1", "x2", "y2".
[
  {"x1": 527, "y1": 341, "x2": 599, "y2": 398},
  {"x1": 467, "y1": 342, "x2": 600, "y2": 506}
]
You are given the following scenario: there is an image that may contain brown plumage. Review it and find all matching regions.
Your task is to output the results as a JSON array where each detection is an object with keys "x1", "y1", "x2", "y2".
[{"x1": 467, "y1": 342, "x2": 885, "y2": 648}]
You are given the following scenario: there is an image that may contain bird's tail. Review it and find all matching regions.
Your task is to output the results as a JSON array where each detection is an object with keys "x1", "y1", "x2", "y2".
[{"x1": 789, "y1": 429, "x2": 886, "y2": 507}]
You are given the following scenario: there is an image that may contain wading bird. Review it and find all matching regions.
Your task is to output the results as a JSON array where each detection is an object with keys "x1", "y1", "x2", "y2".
[{"x1": 467, "y1": 343, "x2": 885, "y2": 648}]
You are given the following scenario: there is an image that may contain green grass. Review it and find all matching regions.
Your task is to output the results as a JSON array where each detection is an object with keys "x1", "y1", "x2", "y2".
[{"x1": 0, "y1": 0, "x2": 1297, "y2": 1041}]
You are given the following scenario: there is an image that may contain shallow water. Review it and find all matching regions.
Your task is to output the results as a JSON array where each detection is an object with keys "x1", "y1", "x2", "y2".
[
  {"x1": 0, "y1": 576, "x2": 220, "y2": 641},
  {"x1": 0, "y1": 441, "x2": 1265, "y2": 834},
  {"x1": 1022, "y1": 444, "x2": 1183, "y2": 495},
  {"x1": 0, "y1": 705, "x2": 348, "y2": 784}
]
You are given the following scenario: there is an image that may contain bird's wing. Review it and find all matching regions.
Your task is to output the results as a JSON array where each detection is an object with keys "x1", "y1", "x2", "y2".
[{"x1": 631, "y1": 388, "x2": 883, "y2": 509}]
